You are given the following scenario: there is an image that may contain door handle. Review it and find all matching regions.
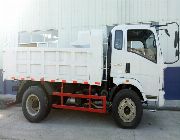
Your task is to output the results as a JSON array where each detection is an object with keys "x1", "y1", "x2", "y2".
[{"x1": 125, "y1": 63, "x2": 130, "y2": 73}]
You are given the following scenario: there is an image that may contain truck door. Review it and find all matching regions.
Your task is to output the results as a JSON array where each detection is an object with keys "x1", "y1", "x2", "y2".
[
  {"x1": 126, "y1": 29, "x2": 161, "y2": 96},
  {"x1": 111, "y1": 27, "x2": 161, "y2": 97}
]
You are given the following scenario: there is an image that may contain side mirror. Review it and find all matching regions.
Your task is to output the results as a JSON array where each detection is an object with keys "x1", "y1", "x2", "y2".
[{"x1": 165, "y1": 29, "x2": 170, "y2": 37}]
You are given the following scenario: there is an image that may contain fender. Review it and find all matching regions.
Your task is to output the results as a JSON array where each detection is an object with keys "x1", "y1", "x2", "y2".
[
  {"x1": 16, "y1": 81, "x2": 54, "y2": 103},
  {"x1": 113, "y1": 77, "x2": 147, "y2": 101}
]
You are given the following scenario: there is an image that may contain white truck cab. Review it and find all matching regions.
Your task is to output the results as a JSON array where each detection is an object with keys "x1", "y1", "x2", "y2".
[{"x1": 110, "y1": 24, "x2": 165, "y2": 107}]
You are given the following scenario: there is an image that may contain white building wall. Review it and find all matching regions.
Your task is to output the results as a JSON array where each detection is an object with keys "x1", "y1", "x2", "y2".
[{"x1": 0, "y1": 0, "x2": 180, "y2": 69}]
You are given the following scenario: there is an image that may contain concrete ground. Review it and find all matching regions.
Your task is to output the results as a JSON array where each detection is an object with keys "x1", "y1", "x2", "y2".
[
  {"x1": 0, "y1": 94, "x2": 16, "y2": 109},
  {"x1": 0, "y1": 106, "x2": 180, "y2": 140}
]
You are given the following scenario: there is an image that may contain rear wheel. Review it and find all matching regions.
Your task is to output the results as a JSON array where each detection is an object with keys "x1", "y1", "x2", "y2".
[
  {"x1": 22, "y1": 86, "x2": 51, "y2": 122},
  {"x1": 112, "y1": 89, "x2": 143, "y2": 129}
]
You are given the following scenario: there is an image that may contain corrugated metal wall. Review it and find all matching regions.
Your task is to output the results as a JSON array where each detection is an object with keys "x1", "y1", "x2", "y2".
[
  {"x1": 1, "y1": 0, "x2": 180, "y2": 45},
  {"x1": 0, "y1": 0, "x2": 180, "y2": 50},
  {"x1": 19, "y1": 0, "x2": 180, "y2": 48}
]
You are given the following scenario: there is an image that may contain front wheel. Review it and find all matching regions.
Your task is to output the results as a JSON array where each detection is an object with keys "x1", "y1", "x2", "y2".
[
  {"x1": 112, "y1": 89, "x2": 143, "y2": 129},
  {"x1": 22, "y1": 86, "x2": 51, "y2": 122}
]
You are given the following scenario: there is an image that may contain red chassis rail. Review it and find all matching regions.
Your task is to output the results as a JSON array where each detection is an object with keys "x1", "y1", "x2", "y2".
[{"x1": 52, "y1": 82, "x2": 107, "y2": 113}]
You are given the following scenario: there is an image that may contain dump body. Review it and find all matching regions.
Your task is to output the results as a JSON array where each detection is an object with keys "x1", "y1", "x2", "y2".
[{"x1": 3, "y1": 30, "x2": 104, "y2": 86}]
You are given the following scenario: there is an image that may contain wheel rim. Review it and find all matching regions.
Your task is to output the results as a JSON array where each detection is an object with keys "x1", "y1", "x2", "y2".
[
  {"x1": 26, "y1": 94, "x2": 40, "y2": 116},
  {"x1": 118, "y1": 98, "x2": 136, "y2": 122}
]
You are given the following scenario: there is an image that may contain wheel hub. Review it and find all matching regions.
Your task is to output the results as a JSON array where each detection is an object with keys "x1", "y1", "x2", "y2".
[
  {"x1": 118, "y1": 98, "x2": 136, "y2": 122},
  {"x1": 26, "y1": 94, "x2": 40, "y2": 116},
  {"x1": 124, "y1": 106, "x2": 131, "y2": 115}
]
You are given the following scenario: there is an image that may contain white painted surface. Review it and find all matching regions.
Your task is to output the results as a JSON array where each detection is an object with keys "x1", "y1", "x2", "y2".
[
  {"x1": 110, "y1": 24, "x2": 165, "y2": 106},
  {"x1": 3, "y1": 30, "x2": 103, "y2": 85}
]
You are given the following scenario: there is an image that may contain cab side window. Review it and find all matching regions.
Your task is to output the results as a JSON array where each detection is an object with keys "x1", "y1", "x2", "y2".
[
  {"x1": 114, "y1": 30, "x2": 123, "y2": 50},
  {"x1": 127, "y1": 29, "x2": 157, "y2": 63}
]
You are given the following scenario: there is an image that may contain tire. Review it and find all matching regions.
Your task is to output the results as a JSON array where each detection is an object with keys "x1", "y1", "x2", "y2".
[
  {"x1": 22, "y1": 86, "x2": 51, "y2": 123},
  {"x1": 112, "y1": 89, "x2": 143, "y2": 129},
  {"x1": 44, "y1": 95, "x2": 52, "y2": 117}
]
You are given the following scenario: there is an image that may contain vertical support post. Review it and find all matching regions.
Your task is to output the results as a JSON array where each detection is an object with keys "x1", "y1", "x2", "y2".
[
  {"x1": 60, "y1": 82, "x2": 64, "y2": 105},
  {"x1": 102, "y1": 96, "x2": 106, "y2": 113},
  {"x1": 88, "y1": 85, "x2": 91, "y2": 108}
]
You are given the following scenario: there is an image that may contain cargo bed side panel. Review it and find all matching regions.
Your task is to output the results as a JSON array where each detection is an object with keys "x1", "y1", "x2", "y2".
[{"x1": 3, "y1": 30, "x2": 104, "y2": 86}]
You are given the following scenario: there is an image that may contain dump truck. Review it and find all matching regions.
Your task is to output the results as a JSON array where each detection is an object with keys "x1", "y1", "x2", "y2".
[{"x1": 3, "y1": 22, "x2": 179, "y2": 128}]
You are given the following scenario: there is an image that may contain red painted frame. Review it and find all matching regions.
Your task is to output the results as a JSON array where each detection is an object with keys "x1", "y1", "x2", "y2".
[{"x1": 52, "y1": 82, "x2": 107, "y2": 113}]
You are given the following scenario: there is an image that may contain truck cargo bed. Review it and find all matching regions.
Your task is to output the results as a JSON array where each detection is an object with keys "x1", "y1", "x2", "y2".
[{"x1": 3, "y1": 30, "x2": 104, "y2": 86}]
